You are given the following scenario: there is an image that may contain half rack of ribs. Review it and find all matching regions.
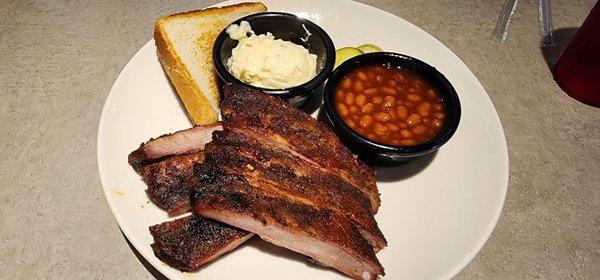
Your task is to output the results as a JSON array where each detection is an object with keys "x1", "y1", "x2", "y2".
[{"x1": 129, "y1": 84, "x2": 386, "y2": 279}]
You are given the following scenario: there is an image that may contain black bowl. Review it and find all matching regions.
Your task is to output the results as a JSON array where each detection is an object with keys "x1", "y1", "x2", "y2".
[
  {"x1": 323, "y1": 52, "x2": 461, "y2": 166},
  {"x1": 213, "y1": 12, "x2": 335, "y2": 107}
]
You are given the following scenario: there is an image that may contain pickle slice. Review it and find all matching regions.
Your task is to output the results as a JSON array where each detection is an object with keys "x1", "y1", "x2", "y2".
[
  {"x1": 357, "y1": 43, "x2": 383, "y2": 53},
  {"x1": 334, "y1": 47, "x2": 363, "y2": 68}
]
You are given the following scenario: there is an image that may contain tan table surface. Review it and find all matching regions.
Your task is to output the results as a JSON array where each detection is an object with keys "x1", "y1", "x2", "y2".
[{"x1": 1, "y1": 0, "x2": 599, "y2": 279}]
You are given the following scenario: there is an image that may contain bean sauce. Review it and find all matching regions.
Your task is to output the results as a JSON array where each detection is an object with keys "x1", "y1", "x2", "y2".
[{"x1": 334, "y1": 64, "x2": 446, "y2": 146}]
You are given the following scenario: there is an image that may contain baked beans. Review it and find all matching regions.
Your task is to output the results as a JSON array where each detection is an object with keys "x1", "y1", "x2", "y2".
[{"x1": 334, "y1": 64, "x2": 446, "y2": 146}]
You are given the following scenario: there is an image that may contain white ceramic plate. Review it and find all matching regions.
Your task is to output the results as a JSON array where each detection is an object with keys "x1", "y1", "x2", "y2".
[{"x1": 97, "y1": 0, "x2": 508, "y2": 279}]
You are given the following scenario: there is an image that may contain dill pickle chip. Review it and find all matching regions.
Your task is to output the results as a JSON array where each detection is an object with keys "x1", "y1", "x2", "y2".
[
  {"x1": 357, "y1": 43, "x2": 383, "y2": 53},
  {"x1": 334, "y1": 47, "x2": 363, "y2": 68}
]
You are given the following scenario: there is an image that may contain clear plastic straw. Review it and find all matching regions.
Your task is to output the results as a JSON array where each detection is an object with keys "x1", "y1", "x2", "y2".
[
  {"x1": 539, "y1": 0, "x2": 556, "y2": 46},
  {"x1": 491, "y1": 0, "x2": 519, "y2": 43}
]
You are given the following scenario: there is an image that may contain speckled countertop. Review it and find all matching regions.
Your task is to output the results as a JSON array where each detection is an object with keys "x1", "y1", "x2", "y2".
[{"x1": 1, "y1": 0, "x2": 598, "y2": 279}]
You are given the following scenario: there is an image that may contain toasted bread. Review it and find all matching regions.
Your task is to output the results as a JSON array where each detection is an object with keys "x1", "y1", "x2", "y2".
[{"x1": 154, "y1": 3, "x2": 267, "y2": 125}]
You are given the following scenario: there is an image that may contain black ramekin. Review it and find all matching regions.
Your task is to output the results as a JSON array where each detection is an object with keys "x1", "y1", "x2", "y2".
[
  {"x1": 213, "y1": 12, "x2": 335, "y2": 107},
  {"x1": 323, "y1": 52, "x2": 461, "y2": 166}
]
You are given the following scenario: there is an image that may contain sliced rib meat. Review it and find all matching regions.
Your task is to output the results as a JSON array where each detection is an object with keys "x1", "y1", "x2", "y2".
[
  {"x1": 132, "y1": 84, "x2": 386, "y2": 277},
  {"x1": 220, "y1": 84, "x2": 380, "y2": 212},
  {"x1": 149, "y1": 215, "x2": 253, "y2": 272},
  {"x1": 189, "y1": 164, "x2": 384, "y2": 280},
  {"x1": 206, "y1": 129, "x2": 387, "y2": 251},
  {"x1": 139, "y1": 151, "x2": 204, "y2": 215},
  {"x1": 129, "y1": 123, "x2": 222, "y2": 172}
]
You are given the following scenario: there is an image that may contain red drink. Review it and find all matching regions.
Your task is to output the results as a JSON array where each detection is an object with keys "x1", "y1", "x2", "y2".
[{"x1": 553, "y1": 2, "x2": 600, "y2": 107}]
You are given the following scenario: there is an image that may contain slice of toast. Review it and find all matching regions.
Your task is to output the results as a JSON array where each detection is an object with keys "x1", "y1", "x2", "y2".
[{"x1": 154, "y1": 2, "x2": 267, "y2": 125}]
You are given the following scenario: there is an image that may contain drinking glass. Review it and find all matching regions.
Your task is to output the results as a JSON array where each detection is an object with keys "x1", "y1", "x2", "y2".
[{"x1": 552, "y1": 1, "x2": 600, "y2": 107}]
